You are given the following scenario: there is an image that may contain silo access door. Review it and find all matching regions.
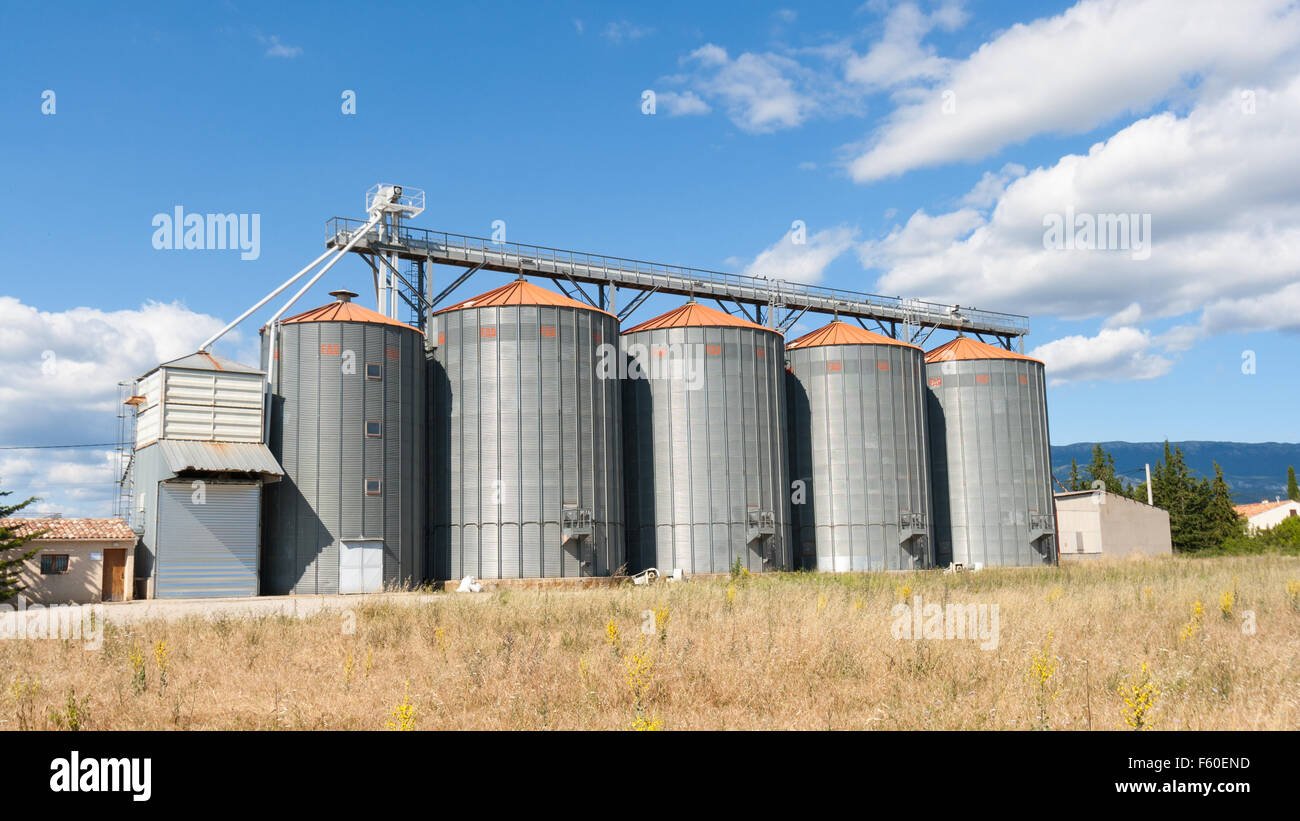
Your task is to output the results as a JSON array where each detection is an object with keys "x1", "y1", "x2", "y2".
[{"x1": 339, "y1": 539, "x2": 384, "y2": 594}]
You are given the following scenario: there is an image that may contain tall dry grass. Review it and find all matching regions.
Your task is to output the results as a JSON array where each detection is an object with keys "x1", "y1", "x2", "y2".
[{"x1": 3, "y1": 555, "x2": 1298, "y2": 730}]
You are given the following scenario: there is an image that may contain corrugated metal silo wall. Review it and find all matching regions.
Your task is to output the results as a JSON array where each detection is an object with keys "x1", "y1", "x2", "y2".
[
  {"x1": 786, "y1": 343, "x2": 933, "y2": 571},
  {"x1": 262, "y1": 321, "x2": 426, "y2": 594},
  {"x1": 429, "y1": 305, "x2": 624, "y2": 578},
  {"x1": 622, "y1": 326, "x2": 791, "y2": 574},
  {"x1": 925, "y1": 358, "x2": 1055, "y2": 567}
]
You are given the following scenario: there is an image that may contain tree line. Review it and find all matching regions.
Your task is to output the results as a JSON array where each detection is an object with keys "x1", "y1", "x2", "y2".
[{"x1": 1061, "y1": 443, "x2": 1300, "y2": 554}]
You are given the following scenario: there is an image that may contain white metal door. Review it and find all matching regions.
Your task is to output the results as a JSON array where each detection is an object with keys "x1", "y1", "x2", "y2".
[{"x1": 339, "y1": 540, "x2": 383, "y2": 594}]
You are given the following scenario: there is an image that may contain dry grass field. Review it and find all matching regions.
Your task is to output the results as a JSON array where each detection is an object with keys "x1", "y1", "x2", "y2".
[{"x1": 3, "y1": 555, "x2": 1299, "y2": 730}]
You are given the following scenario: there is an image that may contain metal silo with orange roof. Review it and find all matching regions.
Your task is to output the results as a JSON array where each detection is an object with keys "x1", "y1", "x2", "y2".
[
  {"x1": 428, "y1": 278, "x2": 623, "y2": 580},
  {"x1": 621, "y1": 300, "x2": 791, "y2": 575},
  {"x1": 785, "y1": 319, "x2": 934, "y2": 572},
  {"x1": 261, "y1": 289, "x2": 426, "y2": 594},
  {"x1": 923, "y1": 335, "x2": 1056, "y2": 568}
]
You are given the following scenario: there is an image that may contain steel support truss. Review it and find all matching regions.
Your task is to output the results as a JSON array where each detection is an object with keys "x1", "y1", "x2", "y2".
[{"x1": 325, "y1": 218, "x2": 1029, "y2": 349}]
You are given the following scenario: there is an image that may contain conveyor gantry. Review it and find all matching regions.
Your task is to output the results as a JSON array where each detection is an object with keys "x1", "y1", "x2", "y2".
[{"x1": 324, "y1": 216, "x2": 1030, "y2": 349}]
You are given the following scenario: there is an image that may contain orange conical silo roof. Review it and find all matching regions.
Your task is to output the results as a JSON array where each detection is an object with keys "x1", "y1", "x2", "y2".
[
  {"x1": 281, "y1": 290, "x2": 420, "y2": 332},
  {"x1": 924, "y1": 336, "x2": 1041, "y2": 364},
  {"x1": 786, "y1": 319, "x2": 920, "y2": 350},
  {"x1": 435, "y1": 279, "x2": 613, "y2": 316},
  {"x1": 622, "y1": 300, "x2": 777, "y2": 334}
]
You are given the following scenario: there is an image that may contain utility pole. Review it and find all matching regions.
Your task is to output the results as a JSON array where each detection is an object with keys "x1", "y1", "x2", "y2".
[{"x1": 1145, "y1": 463, "x2": 1153, "y2": 506}]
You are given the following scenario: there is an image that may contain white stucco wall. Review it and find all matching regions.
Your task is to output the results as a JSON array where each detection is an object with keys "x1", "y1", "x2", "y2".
[
  {"x1": 1055, "y1": 491, "x2": 1172, "y2": 560},
  {"x1": 1243, "y1": 500, "x2": 1300, "y2": 533}
]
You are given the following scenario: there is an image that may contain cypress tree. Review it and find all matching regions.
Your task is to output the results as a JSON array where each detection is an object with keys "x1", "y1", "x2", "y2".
[
  {"x1": 1288, "y1": 466, "x2": 1299, "y2": 502},
  {"x1": 1206, "y1": 462, "x2": 1243, "y2": 548},
  {"x1": 1067, "y1": 459, "x2": 1084, "y2": 491},
  {"x1": 0, "y1": 489, "x2": 46, "y2": 603},
  {"x1": 1150, "y1": 441, "x2": 1205, "y2": 553},
  {"x1": 1085, "y1": 443, "x2": 1129, "y2": 496}
]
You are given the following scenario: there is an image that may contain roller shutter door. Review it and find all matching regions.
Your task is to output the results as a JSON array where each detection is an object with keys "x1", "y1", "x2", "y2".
[{"x1": 156, "y1": 480, "x2": 260, "y2": 598}]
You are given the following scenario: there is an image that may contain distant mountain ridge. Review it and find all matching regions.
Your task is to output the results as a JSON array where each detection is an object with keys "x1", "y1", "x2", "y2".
[{"x1": 1050, "y1": 441, "x2": 1300, "y2": 504}]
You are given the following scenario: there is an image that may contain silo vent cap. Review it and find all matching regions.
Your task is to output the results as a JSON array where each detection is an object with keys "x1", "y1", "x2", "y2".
[{"x1": 328, "y1": 289, "x2": 359, "y2": 303}]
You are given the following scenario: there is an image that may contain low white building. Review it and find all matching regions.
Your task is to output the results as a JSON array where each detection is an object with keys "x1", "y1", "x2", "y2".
[
  {"x1": 1054, "y1": 490, "x2": 1172, "y2": 561},
  {"x1": 1233, "y1": 499, "x2": 1300, "y2": 534},
  {"x1": 0, "y1": 517, "x2": 137, "y2": 603}
]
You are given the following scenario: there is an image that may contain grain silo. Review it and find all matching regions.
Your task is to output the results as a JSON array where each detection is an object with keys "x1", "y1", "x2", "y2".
[
  {"x1": 785, "y1": 320, "x2": 933, "y2": 572},
  {"x1": 428, "y1": 278, "x2": 623, "y2": 579},
  {"x1": 261, "y1": 290, "x2": 426, "y2": 594},
  {"x1": 924, "y1": 336, "x2": 1056, "y2": 567},
  {"x1": 622, "y1": 301, "x2": 790, "y2": 575}
]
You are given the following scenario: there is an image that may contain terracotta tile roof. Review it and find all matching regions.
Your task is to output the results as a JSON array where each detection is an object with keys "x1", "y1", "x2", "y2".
[
  {"x1": 787, "y1": 320, "x2": 919, "y2": 350},
  {"x1": 623, "y1": 301, "x2": 776, "y2": 334},
  {"x1": 1233, "y1": 499, "x2": 1298, "y2": 518},
  {"x1": 436, "y1": 279, "x2": 613, "y2": 317},
  {"x1": 925, "y1": 336, "x2": 1043, "y2": 364},
  {"x1": 282, "y1": 296, "x2": 421, "y2": 332},
  {"x1": 0, "y1": 518, "x2": 136, "y2": 541}
]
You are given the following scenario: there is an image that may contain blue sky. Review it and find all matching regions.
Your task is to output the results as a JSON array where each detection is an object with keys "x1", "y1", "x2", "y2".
[{"x1": 1, "y1": 0, "x2": 1297, "y2": 514}]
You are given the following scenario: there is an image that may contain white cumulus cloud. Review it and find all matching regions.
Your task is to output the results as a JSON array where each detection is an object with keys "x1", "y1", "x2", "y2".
[
  {"x1": 658, "y1": 90, "x2": 711, "y2": 116},
  {"x1": 745, "y1": 225, "x2": 858, "y2": 284},
  {"x1": 844, "y1": 1, "x2": 967, "y2": 89},
  {"x1": 0, "y1": 298, "x2": 241, "y2": 515},
  {"x1": 670, "y1": 43, "x2": 853, "y2": 133},
  {"x1": 847, "y1": 0, "x2": 1300, "y2": 181},
  {"x1": 1029, "y1": 327, "x2": 1173, "y2": 385},
  {"x1": 262, "y1": 35, "x2": 303, "y2": 59},
  {"x1": 862, "y1": 75, "x2": 1300, "y2": 329}
]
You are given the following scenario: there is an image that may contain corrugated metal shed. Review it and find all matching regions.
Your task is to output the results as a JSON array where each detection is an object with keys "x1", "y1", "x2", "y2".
[
  {"x1": 129, "y1": 349, "x2": 273, "y2": 599},
  {"x1": 133, "y1": 354, "x2": 266, "y2": 447},
  {"x1": 156, "y1": 439, "x2": 282, "y2": 480}
]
